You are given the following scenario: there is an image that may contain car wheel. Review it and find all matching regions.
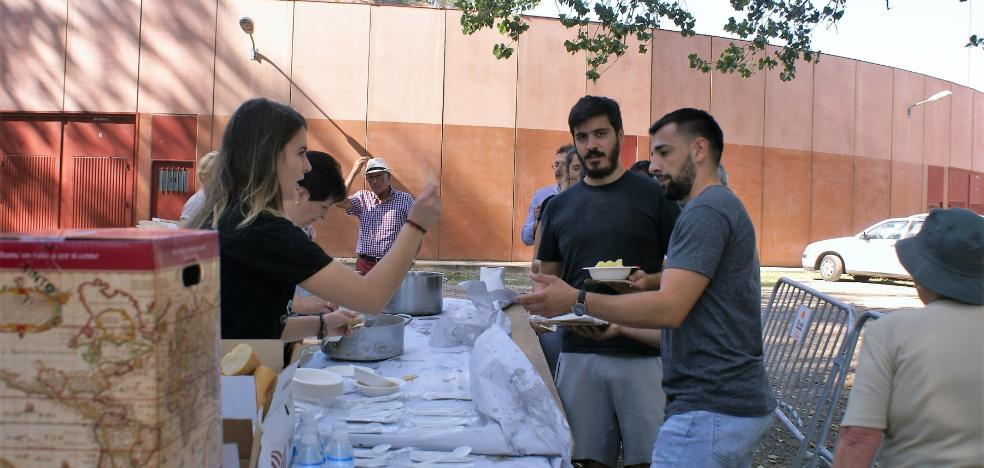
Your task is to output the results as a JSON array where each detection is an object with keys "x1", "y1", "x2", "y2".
[
  {"x1": 853, "y1": 275, "x2": 871, "y2": 282},
  {"x1": 819, "y1": 255, "x2": 843, "y2": 282}
]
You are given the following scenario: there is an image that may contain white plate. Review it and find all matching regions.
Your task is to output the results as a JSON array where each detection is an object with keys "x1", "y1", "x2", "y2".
[{"x1": 324, "y1": 364, "x2": 374, "y2": 378}]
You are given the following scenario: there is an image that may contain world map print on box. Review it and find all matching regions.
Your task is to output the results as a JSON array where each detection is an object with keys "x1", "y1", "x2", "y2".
[{"x1": 0, "y1": 229, "x2": 222, "y2": 468}]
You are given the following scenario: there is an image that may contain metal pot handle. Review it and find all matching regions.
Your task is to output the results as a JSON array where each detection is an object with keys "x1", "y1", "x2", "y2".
[{"x1": 395, "y1": 313, "x2": 414, "y2": 326}]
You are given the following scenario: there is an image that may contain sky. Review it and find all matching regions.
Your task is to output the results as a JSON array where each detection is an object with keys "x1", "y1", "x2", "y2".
[{"x1": 524, "y1": 0, "x2": 983, "y2": 91}]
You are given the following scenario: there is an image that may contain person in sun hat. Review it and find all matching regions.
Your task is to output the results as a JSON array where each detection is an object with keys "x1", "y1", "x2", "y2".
[
  {"x1": 834, "y1": 208, "x2": 984, "y2": 468},
  {"x1": 335, "y1": 157, "x2": 415, "y2": 275}
]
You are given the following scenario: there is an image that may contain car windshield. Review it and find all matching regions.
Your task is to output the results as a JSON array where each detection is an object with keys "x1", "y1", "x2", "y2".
[
  {"x1": 866, "y1": 220, "x2": 907, "y2": 240},
  {"x1": 905, "y1": 220, "x2": 924, "y2": 238}
]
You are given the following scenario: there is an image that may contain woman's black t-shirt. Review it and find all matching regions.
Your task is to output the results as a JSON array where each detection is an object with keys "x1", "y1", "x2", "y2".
[{"x1": 217, "y1": 202, "x2": 332, "y2": 339}]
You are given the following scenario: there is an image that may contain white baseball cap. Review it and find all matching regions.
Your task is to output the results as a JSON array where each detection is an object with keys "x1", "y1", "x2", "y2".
[{"x1": 365, "y1": 158, "x2": 390, "y2": 175}]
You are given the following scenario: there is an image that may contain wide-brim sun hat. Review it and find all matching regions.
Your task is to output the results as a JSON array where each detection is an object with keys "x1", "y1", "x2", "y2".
[
  {"x1": 895, "y1": 208, "x2": 984, "y2": 305},
  {"x1": 365, "y1": 157, "x2": 390, "y2": 175}
]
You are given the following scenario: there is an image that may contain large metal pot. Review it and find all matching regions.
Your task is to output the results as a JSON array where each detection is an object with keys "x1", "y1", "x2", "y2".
[
  {"x1": 321, "y1": 314, "x2": 412, "y2": 361},
  {"x1": 382, "y1": 271, "x2": 443, "y2": 316}
]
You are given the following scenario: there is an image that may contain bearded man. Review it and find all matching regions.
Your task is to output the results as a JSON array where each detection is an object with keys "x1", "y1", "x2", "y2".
[
  {"x1": 520, "y1": 108, "x2": 775, "y2": 467},
  {"x1": 533, "y1": 96, "x2": 680, "y2": 468}
]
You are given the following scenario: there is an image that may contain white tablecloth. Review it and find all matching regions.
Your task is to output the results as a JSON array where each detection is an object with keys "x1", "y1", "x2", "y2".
[{"x1": 303, "y1": 298, "x2": 564, "y2": 468}]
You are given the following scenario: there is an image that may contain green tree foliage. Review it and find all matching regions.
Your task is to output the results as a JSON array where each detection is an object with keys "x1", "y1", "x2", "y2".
[
  {"x1": 959, "y1": 1, "x2": 981, "y2": 49},
  {"x1": 454, "y1": 0, "x2": 974, "y2": 82}
]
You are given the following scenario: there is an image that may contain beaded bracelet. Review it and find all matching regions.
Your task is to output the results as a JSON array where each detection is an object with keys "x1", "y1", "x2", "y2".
[{"x1": 405, "y1": 219, "x2": 426, "y2": 234}]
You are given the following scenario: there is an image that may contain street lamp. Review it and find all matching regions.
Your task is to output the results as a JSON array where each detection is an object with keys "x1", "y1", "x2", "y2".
[
  {"x1": 239, "y1": 17, "x2": 259, "y2": 62},
  {"x1": 907, "y1": 90, "x2": 953, "y2": 117}
]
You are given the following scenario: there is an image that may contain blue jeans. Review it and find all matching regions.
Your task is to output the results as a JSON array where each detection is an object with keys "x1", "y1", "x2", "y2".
[{"x1": 650, "y1": 410, "x2": 774, "y2": 468}]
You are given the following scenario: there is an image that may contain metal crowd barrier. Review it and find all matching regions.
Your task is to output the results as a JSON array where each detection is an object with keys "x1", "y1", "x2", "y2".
[
  {"x1": 760, "y1": 277, "x2": 884, "y2": 467},
  {"x1": 805, "y1": 309, "x2": 885, "y2": 467}
]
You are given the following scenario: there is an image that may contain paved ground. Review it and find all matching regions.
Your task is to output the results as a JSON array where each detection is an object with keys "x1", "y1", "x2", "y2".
[{"x1": 774, "y1": 273, "x2": 921, "y2": 310}]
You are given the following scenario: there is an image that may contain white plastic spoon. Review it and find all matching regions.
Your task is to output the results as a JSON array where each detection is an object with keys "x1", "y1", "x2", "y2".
[
  {"x1": 370, "y1": 443, "x2": 391, "y2": 455},
  {"x1": 348, "y1": 422, "x2": 383, "y2": 433},
  {"x1": 420, "y1": 446, "x2": 471, "y2": 465}
]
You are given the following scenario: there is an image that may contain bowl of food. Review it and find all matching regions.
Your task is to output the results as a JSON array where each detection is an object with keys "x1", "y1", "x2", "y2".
[
  {"x1": 354, "y1": 377, "x2": 405, "y2": 397},
  {"x1": 292, "y1": 368, "x2": 344, "y2": 405},
  {"x1": 583, "y1": 259, "x2": 632, "y2": 280}
]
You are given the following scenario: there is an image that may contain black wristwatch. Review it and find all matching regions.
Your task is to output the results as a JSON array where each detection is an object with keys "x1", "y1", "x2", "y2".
[
  {"x1": 572, "y1": 289, "x2": 587, "y2": 316},
  {"x1": 316, "y1": 313, "x2": 326, "y2": 340}
]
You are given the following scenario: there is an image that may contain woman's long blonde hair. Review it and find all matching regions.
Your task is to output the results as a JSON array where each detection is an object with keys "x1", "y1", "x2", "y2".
[{"x1": 185, "y1": 98, "x2": 307, "y2": 230}]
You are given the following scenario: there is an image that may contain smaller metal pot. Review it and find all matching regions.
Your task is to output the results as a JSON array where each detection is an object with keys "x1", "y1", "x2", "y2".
[
  {"x1": 321, "y1": 314, "x2": 412, "y2": 361},
  {"x1": 383, "y1": 271, "x2": 444, "y2": 316}
]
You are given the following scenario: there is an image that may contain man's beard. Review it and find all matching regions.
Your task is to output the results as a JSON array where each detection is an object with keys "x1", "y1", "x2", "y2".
[
  {"x1": 664, "y1": 154, "x2": 696, "y2": 201},
  {"x1": 577, "y1": 141, "x2": 620, "y2": 180}
]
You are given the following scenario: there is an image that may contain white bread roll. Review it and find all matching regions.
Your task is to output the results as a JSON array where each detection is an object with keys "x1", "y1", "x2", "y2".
[
  {"x1": 220, "y1": 343, "x2": 260, "y2": 376},
  {"x1": 253, "y1": 365, "x2": 276, "y2": 416}
]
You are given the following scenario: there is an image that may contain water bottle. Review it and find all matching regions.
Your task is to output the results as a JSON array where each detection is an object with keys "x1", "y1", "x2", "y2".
[
  {"x1": 323, "y1": 421, "x2": 354, "y2": 468},
  {"x1": 292, "y1": 410, "x2": 324, "y2": 467},
  {"x1": 292, "y1": 432, "x2": 326, "y2": 467},
  {"x1": 293, "y1": 411, "x2": 320, "y2": 450}
]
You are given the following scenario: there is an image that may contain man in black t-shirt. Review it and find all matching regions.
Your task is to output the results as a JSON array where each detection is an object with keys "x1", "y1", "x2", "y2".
[
  {"x1": 522, "y1": 108, "x2": 776, "y2": 467},
  {"x1": 537, "y1": 96, "x2": 679, "y2": 468}
]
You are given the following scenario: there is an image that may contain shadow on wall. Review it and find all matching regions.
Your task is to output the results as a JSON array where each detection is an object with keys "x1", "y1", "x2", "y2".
[
  {"x1": 253, "y1": 51, "x2": 371, "y2": 160},
  {"x1": 1, "y1": 0, "x2": 225, "y2": 114},
  {"x1": 0, "y1": 1, "x2": 66, "y2": 111},
  {"x1": 136, "y1": 0, "x2": 218, "y2": 114}
]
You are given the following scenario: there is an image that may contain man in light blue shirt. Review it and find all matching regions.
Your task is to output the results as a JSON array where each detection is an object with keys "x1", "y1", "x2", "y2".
[{"x1": 520, "y1": 145, "x2": 572, "y2": 245}]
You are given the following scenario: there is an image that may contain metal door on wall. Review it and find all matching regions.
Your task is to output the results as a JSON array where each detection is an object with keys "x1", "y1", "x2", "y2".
[
  {"x1": 0, "y1": 116, "x2": 63, "y2": 231},
  {"x1": 60, "y1": 115, "x2": 136, "y2": 228},
  {"x1": 948, "y1": 168, "x2": 970, "y2": 210},
  {"x1": 0, "y1": 113, "x2": 136, "y2": 231}
]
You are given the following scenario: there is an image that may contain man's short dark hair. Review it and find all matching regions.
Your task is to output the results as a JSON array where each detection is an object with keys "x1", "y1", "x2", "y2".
[
  {"x1": 556, "y1": 144, "x2": 574, "y2": 155},
  {"x1": 648, "y1": 108, "x2": 724, "y2": 165},
  {"x1": 629, "y1": 160, "x2": 651, "y2": 175},
  {"x1": 568, "y1": 96, "x2": 623, "y2": 136}
]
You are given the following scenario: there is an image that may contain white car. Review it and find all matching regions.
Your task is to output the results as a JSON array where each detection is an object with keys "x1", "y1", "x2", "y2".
[{"x1": 801, "y1": 214, "x2": 926, "y2": 282}]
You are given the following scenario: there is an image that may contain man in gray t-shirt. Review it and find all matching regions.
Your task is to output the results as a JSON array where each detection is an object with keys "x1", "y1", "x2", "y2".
[
  {"x1": 519, "y1": 108, "x2": 775, "y2": 467},
  {"x1": 661, "y1": 184, "x2": 774, "y2": 419}
]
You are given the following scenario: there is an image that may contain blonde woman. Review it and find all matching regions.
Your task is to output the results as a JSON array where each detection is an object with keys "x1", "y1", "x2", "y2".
[
  {"x1": 180, "y1": 150, "x2": 218, "y2": 222},
  {"x1": 186, "y1": 98, "x2": 441, "y2": 342}
]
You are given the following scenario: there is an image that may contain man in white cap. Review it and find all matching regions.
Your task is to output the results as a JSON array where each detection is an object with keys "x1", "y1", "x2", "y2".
[
  {"x1": 833, "y1": 208, "x2": 984, "y2": 468},
  {"x1": 335, "y1": 158, "x2": 415, "y2": 274}
]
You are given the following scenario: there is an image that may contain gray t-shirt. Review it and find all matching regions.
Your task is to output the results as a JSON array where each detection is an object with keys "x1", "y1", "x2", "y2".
[{"x1": 661, "y1": 185, "x2": 775, "y2": 418}]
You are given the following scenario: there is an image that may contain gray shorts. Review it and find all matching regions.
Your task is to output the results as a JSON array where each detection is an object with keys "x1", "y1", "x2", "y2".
[{"x1": 555, "y1": 352, "x2": 665, "y2": 466}]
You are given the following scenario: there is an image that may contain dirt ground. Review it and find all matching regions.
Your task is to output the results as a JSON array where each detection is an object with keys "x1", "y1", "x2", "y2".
[{"x1": 438, "y1": 269, "x2": 920, "y2": 467}]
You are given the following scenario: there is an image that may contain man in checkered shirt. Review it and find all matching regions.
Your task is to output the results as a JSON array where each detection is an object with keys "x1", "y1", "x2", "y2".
[{"x1": 336, "y1": 158, "x2": 415, "y2": 274}]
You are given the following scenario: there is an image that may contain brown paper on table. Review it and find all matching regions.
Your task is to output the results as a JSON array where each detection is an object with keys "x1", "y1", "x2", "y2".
[{"x1": 502, "y1": 303, "x2": 565, "y2": 416}]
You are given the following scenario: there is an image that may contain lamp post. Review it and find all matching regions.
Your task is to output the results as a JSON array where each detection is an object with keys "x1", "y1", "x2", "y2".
[
  {"x1": 907, "y1": 90, "x2": 953, "y2": 117},
  {"x1": 239, "y1": 17, "x2": 259, "y2": 62}
]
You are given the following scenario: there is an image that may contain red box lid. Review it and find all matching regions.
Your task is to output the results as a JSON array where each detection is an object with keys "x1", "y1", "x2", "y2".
[{"x1": 0, "y1": 229, "x2": 218, "y2": 271}]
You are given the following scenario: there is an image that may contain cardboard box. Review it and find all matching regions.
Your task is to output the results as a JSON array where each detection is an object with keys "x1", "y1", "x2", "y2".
[
  {"x1": 221, "y1": 375, "x2": 261, "y2": 468},
  {"x1": 0, "y1": 229, "x2": 222, "y2": 467},
  {"x1": 257, "y1": 364, "x2": 297, "y2": 468},
  {"x1": 219, "y1": 339, "x2": 286, "y2": 468},
  {"x1": 220, "y1": 362, "x2": 298, "y2": 468}
]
